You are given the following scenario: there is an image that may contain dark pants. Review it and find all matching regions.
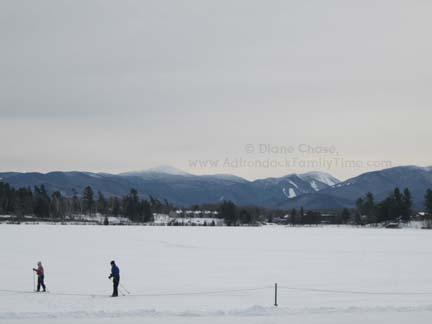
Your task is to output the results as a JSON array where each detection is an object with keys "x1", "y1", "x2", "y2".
[
  {"x1": 37, "y1": 275, "x2": 46, "y2": 292},
  {"x1": 112, "y1": 277, "x2": 119, "y2": 297}
]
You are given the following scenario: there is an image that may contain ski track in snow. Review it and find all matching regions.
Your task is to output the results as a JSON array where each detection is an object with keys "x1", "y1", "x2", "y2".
[{"x1": 4, "y1": 304, "x2": 432, "y2": 320}]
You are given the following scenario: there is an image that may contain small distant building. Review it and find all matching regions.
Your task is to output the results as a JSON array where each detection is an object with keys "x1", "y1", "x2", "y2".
[{"x1": 154, "y1": 213, "x2": 170, "y2": 225}]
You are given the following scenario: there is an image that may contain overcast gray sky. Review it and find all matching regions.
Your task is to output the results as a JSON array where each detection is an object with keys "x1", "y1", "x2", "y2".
[{"x1": 0, "y1": 0, "x2": 431, "y2": 180}]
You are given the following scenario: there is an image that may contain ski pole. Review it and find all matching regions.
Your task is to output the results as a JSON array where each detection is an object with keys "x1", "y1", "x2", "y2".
[
  {"x1": 33, "y1": 271, "x2": 36, "y2": 292},
  {"x1": 119, "y1": 283, "x2": 130, "y2": 294},
  {"x1": 118, "y1": 286, "x2": 126, "y2": 296}
]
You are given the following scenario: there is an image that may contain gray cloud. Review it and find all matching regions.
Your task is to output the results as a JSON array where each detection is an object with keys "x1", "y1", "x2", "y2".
[{"x1": 0, "y1": 0, "x2": 431, "y2": 179}]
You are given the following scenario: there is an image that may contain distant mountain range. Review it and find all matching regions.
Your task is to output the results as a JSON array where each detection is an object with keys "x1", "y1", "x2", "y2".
[{"x1": 1, "y1": 165, "x2": 431, "y2": 210}]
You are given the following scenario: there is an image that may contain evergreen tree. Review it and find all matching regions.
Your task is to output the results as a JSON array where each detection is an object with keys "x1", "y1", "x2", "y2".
[
  {"x1": 299, "y1": 206, "x2": 304, "y2": 224},
  {"x1": 391, "y1": 187, "x2": 403, "y2": 220},
  {"x1": 401, "y1": 188, "x2": 412, "y2": 222},
  {"x1": 290, "y1": 208, "x2": 297, "y2": 226},
  {"x1": 15, "y1": 187, "x2": 33, "y2": 217},
  {"x1": 356, "y1": 192, "x2": 376, "y2": 223},
  {"x1": 149, "y1": 196, "x2": 162, "y2": 213},
  {"x1": 374, "y1": 188, "x2": 407, "y2": 223},
  {"x1": 124, "y1": 189, "x2": 141, "y2": 222},
  {"x1": 96, "y1": 191, "x2": 108, "y2": 215},
  {"x1": 424, "y1": 189, "x2": 432, "y2": 228},
  {"x1": 111, "y1": 197, "x2": 121, "y2": 216},
  {"x1": 376, "y1": 198, "x2": 391, "y2": 223},
  {"x1": 353, "y1": 211, "x2": 362, "y2": 225},
  {"x1": 82, "y1": 186, "x2": 95, "y2": 215},
  {"x1": 425, "y1": 189, "x2": 432, "y2": 215},
  {"x1": 220, "y1": 200, "x2": 237, "y2": 226},
  {"x1": 33, "y1": 185, "x2": 50, "y2": 218},
  {"x1": 239, "y1": 209, "x2": 252, "y2": 224},
  {"x1": 340, "y1": 208, "x2": 350, "y2": 224},
  {"x1": 364, "y1": 192, "x2": 375, "y2": 216},
  {"x1": 142, "y1": 199, "x2": 153, "y2": 222},
  {"x1": 356, "y1": 197, "x2": 364, "y2": 214},
  {"x1": 71, "y1": 189, "x2": 81, "y2": 215}
]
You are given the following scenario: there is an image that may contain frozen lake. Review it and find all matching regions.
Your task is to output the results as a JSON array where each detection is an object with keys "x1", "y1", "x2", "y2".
[{"x1": 1, "y1": 225, "x2": 432, "y2": 324}]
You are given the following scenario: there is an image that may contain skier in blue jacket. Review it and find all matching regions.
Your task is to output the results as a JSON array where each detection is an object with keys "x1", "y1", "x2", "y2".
[{"x1": 108, "y1": 260, "x2": 120, "y2": 297}]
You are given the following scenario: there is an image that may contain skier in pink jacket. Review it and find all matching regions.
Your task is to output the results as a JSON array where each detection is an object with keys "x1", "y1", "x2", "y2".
[{"x1": 32, "y1": 261, "x2": 46, "y2": 292}]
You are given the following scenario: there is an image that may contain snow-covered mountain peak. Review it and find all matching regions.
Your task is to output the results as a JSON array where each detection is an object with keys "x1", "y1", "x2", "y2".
[
  {"x1": 145, "y1": 165, "x2": 190, "y2": 176},
  {"x1": 120, "y1": 165, "x2": 191, "y2": 177},
  {"x1": 299, "y1": 171, "x2": 340, "y2": 187}
]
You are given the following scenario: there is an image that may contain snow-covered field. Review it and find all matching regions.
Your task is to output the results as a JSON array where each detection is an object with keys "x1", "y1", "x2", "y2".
[{"x1": 1, "y1": 225, "x2": 432, "y2": 324}]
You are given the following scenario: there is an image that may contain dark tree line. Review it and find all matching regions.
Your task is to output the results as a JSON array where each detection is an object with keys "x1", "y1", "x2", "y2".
[
  {"x1": 355, "y1": 187, "x2": 414, "y2": 224},
  {"x1": 423, "y1": 189, "x2": 432, "y2": 227},
  {"x1": 0, "y1": 182, "x2": 164, "y2": 223},
  {"x1": 425, "y1": 189, "x2": 432, "y2": 215},
  {"x1": 211, "y1": 188, "x2": 432, "y2": 226},
  {"x1": 3, "y1": 180, "x2": 432, "y2": 226},
  {"x1": 219, "y1": 201, "x2": 260, "y2": 226},
  {"x1": 287, "y1": 207, "x2": 321, "y2": 225}
]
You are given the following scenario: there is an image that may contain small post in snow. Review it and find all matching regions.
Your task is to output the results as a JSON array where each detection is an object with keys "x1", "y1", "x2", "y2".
[{"x1": 274, "y1": 283, "x2": 278, "y2": 307}]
